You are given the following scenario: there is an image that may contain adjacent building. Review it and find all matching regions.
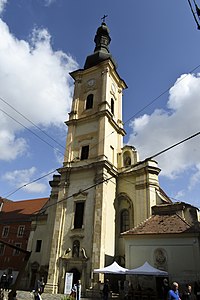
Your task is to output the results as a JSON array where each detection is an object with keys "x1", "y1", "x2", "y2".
[
  {"x1": 123, "y1": 202, "x2": 200, "y2": 286},
  {"x1": 0, "y1": 197, "x2": 48, "y2": 288}
]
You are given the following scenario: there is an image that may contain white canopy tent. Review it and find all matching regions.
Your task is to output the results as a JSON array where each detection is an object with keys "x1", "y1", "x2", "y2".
[
  {"x1": 93, "y1": 261, "x2": 128, "y2": 274},
  {"x1": 125, "y1": 261, "x2": 168, "y2": 276}
]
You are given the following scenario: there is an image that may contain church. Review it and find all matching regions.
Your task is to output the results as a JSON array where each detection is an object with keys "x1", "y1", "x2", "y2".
[
  {"x1": 43, "y1": 20, "x2": 173, "y2": 295},
  {"x1": 1, "y1": 20, "x2": 200, "y2": 296}
]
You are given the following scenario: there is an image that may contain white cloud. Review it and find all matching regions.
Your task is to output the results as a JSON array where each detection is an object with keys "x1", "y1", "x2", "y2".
[
  {"x1": 44, "y1": 0, "x2": 56, "y2": 6},
  {"x1": 54, "y1": 148, "x2": 64, "y2": 165},
  {"x1": 0, "y1": 19, "x2": 78, "y2": 161},
  {"x1": 188, "y1": 164, "x2": 200, "y2": 190},
  {"x1": 128, "y1": 73, "x2": 200, "y2": 182},
  {"x1": 0, "y1": 0, "x2": 7, "y2": 14},
  {"x1": 0, "y1": 129, "x2": 27, "y2": 161},
  {"x1": 3, "y1": 167, "x2": 47, "y2": 194}
]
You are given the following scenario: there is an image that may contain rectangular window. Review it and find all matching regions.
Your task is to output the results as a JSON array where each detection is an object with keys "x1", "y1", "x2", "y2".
[
  {"x1": 35, "y1": 240, "x2": 42, "y2": 252},
  {"x1": 2, "y1": 226, "x2": 9, "y2": 237},
  {"x1": 74, "y1": 202, "x2": 85, "y2": 229},
  {"x1": 80, "y1": 145, "x2": 89, "y2": 160},
  {"x1": 13, "y1": 243, "x2": 21, "y2": 256},
  {"x1": 0, "y1": 243, "x2": 5, "y2": 255},
  {"x1": 17, "y1": 225, "x2": 25, "y2": 237}
]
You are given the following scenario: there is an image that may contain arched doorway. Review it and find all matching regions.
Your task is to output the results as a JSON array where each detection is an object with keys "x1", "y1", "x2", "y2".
[{"x1": 69, "y1": 268, "x2": 81, "y2": 286}]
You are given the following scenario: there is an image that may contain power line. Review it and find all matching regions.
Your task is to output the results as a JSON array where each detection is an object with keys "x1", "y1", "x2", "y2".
[
  {"x1": 123, "y1": 63, "x2": 200, "y2": 125},
  {"x1": 2, "y1": 169, "x2": 57, "y2": 198},
  {"x1": 147, "y1": 131, "x2": 200, "y2": 161},
  {"x1": 0, "y1": 107, "x2": 66, "y2": 158},
  {"x1": 31, "y1": 129, "x2": 200, "y2": 215},
  {"x1": 188, "y1": 0, "x2": 200, "y2": 30},
  {"x1": 0, "y1": 96, "x2": 66, "y2": 151},
  {"x1": 2, "y1": 63, "x2": 200, "y2": 199}
]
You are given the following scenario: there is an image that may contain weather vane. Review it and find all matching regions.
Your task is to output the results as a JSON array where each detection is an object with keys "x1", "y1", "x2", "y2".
[{"x1": 101, "y1": 15, "x2": 108, "y2": 23}]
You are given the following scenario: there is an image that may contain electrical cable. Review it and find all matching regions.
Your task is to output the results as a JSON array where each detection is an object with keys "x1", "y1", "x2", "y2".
[
  {"x1": 0, "y1": 107, "x2": 66, "y2": 159},
  {"x1": 0, "y1": 96, "x2": 66, "y2": 150},
  {"x1": 30, "y1": 128, "x2": 200, "y2": 215},
  {"x1": 2, "y1": 169, "x2": 57, "y2": 198},
  {"x1": 123, "y1": 64, "x2": 200, "y2": 125},
  {"x1": 2, "y1": 63, "x2": 200, "y2": 199}
]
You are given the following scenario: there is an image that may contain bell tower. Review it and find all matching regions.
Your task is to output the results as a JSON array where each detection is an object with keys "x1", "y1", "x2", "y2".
[
  {"x1": 64, "y1": 21, "x2": 127, "y2": 168},
  {"x1": 45, "y1": 19, "x2": 168, "y2": 296},
  {"x1": 46, "y1": 21, "x2": 127, "y2": 294}
]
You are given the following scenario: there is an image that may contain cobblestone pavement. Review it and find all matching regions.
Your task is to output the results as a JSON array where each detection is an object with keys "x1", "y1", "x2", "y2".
[
  {"x1": 3, "y1": 290, "x2": 120, "y2": 299},
  {"x1": 4, "y1": 290, "x2": 94, "y2": 300},
  {"x1": 4, "y1": 290, "x2": 63, "y2": 299}
]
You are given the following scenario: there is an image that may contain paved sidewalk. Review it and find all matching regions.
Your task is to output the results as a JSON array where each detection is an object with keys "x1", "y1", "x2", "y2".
[{"x1": 4, "y1": 290, "x2": 97, "y2": 300}]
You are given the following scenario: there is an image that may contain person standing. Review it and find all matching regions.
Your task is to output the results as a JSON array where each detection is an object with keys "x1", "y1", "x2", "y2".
[
  {"x1": 182, "y1": 284, "x2": 196, "y2": 300},
  {"x1": 34, "y1": 290, "x2": 42, "y2": 300},
  {"x1": 0, "y1": 288, "x2": 4, "y2": 300},
  {"x1": 0, "y1": 273, "x2": 7, "y2": 290},
  {"x1": 168, "y1": 282, "x2": 181, "y2": 300},
  {"x1": 6, "y1": 274, "x2": 13, "y2": 291},
  {"x1": 102, "y1": 279, "x2": 110, "y2": 300},
  {"x1": 39, "y1": 277, "x2": 45, "y2": 294},
  {"x1": 162, "y1": 278, "x2": 170, "y2": 300}
]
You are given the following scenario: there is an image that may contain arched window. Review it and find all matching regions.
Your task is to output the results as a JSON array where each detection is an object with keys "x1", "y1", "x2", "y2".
[
  {"x1": 111, "y1": 98, "x2": 114, "y2": 114},
  {"x1": 86, "y1": 94, "x2": 93, "y2": 109},
  {"x1": 120, "y1": 209, "x2": 130, "y2": 233},
  {"x1": 72, "y1": 240, "x2": 80, "y2": 257}
]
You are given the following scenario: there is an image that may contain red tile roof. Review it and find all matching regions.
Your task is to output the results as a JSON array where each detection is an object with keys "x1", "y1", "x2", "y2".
[
  {"x1": 0, "y1": 197, "x2": 49, "y2": 222},
  {"x1": 122, "y1": 214, "x2": 195, "y2": 236}
]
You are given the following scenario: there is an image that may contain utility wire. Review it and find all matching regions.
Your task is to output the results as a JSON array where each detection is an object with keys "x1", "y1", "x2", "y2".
[
  {"x1": 2, "y1": 63, "x2": 200, "y2": 199},
  {"x1": 124, "y1": 63, "x2": 200, "y2": 125},
  {"x1": 2, "y1": 169, "x2": 57, "y2": 198},
  {"x1": 188, "y1": 0, "x2": 200, "y2": 29},
  {"x1": 0, "y1": 107, "x2": 66, "y2": 159},
  {"x1": 31, "y1": 129, "x2": 200, "y2": 215},
  {"x1": 0, "y1": 96, "x2": 66, "y2": 150},
  {"x1": 147, "y1": 131, "x2": 200, "y2": 161}
]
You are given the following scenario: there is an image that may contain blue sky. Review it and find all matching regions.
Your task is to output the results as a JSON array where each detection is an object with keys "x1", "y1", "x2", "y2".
[{"x1": 1, "y1": 0, "x2": 200, "y2": 209}]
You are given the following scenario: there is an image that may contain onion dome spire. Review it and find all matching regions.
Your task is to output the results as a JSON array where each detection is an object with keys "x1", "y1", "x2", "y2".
[{"x1": 84, "y1": 18, "x2": 117, "y2": 69}]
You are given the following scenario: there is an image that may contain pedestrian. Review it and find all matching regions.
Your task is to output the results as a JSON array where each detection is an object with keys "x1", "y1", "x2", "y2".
[
  {"x1": 182, "y1": 284, "x2": 196, "y2": 300},
  {"x1": 124, "y1": 280, "x2": 129, "y2": 299},
  {"x1": 33, "y1": 290, "x2": 42, "y2": 300},
  {"x1": 102, "y1": 279, "x2": 110, "y2": 300},
  {"x1": 34, "y1": 279, "x2": 42, "y2": 294},
  {"x1": 70, "y1": 284, "x2": 76, "y2": 298},
  {"x1": 162, "y1": 278, "x2": 170, "y2": 300},
  {"x1": 168, "y1": 282, "x2": 181, "y2": 300},
  {"x1": 39, "y1": 277, "x2": 45, "y2": 294},
  {"x1": 0, "y1": 288, "x2": 4, "y2": 300},
  {"x1": 7, "y1": 274, "x2": 13, "y2": 290},
  {"x1": 0, "y1": 273, "x2": 7, "y2": 290},
  {"x1": 75, "y1": 280, "x2": 81, "y2": 300}
]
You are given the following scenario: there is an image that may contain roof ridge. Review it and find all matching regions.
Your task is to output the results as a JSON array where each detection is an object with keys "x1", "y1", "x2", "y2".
[
  {"x1": 175, "y1": 212, "x2": 192, "y2": 227},
  {"x1": 122, "y1": 215, "x2": 154, "y2": 234}
]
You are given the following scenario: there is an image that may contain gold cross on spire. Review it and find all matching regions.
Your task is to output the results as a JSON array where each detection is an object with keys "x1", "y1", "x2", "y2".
[{"x1": 101, "y1": 15, "x2": 108, "y2": 23}]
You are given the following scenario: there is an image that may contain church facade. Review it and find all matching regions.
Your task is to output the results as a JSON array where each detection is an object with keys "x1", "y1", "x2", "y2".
[{"x1": 45, "y1": 21, "x2": 170, "y2": 294}]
